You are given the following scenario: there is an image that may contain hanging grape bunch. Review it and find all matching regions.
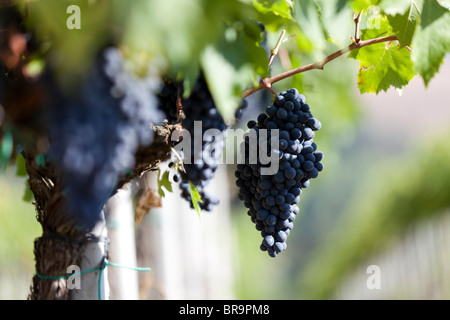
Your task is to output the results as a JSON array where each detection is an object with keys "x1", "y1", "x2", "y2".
[
  {"x1": 157, "y1": 79, "x2": 180, "y2": 124},
  {"x1": 235, "y1": 88, "x2": 324, "y2": 257}
]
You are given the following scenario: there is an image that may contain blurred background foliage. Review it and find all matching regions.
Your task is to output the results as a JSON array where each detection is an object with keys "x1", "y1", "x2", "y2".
[
  {"x1": 0, "y1": 169, "x2": 40, "y2": 299},
  {"x1": 1, "y1": 0, "x2": 449, "y2": 299}
]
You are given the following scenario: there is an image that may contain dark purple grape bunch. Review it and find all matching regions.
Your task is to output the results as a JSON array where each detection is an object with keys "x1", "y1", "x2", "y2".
[
  {"x1": 157, "y1": 79, "x2": 179, "y2": 123},
  {"x1": 235, "y1": 88, "x2": 324, "y2": 257},
  {"x1": 176, "y1": 74, "x2": 225, "y2": 211}
]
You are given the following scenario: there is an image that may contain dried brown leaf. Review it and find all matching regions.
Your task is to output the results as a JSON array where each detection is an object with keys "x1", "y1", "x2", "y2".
[{"x1": 135, "y1": 188, "x2": 162, "y2": 224}]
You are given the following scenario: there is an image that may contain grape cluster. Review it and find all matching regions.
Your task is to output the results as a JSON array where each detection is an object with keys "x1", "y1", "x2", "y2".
[
  {"x1": 103, "y1": 48, "x2": 164, "y2": 147},
  {"x1": 157, "y1": 79, "x2": 179, "y2": 123},
  {"x1": 47, "y1": 47, "x2": 164, "y2": 230},
  {"x1": 174, "y1": 74, "x2": 226, "y2": 211},
  {"x1": 235, "y1": 89, "x2": 324, "y2": 257}
]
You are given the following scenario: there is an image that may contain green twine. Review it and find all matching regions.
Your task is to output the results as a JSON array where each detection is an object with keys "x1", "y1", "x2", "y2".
[
  {"x1": 35, "y1": 259, "x2": 151, "y2": 300},
  {"x1": 0, "y1": 130, "x2": 13, "y2": 171},
  {"x1": 35, "y1": 153, "x2": 46, "y2": 167}
]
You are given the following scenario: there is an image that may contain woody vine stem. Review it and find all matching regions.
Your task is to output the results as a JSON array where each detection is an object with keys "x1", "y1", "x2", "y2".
[{"x1": 242, "y1": 11, "x2": 401, "y2": 99}]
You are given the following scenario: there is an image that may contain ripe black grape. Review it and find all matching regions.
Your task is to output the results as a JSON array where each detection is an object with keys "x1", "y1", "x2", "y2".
[
  {"x1": 235, "y1": 89, "x2": 324, "y2": 257},
  {"x1": 157, "y1": 79, "x2": 179, "y2": 123}
]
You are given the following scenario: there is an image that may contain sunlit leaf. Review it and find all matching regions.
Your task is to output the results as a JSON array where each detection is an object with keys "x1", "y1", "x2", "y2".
[
  {"x1": 189, "y1": 181, "x2": 203, "y2": 217},
  {"x1": 157, "y1": 169, "x2": 173, "y2": 198},
  {"x1": 19, "y1": 0, "x2": 113, "y2": 91},
  {"x1": 201, "y1": 22, "x2": 267, "y2": 124},
  {"x1": 411, "y1": 0, "x2": 450, "y2": 85},
  {"x1": 385, "y1": 0, "x2": 423, "y2": 47},
  {"x1": 349, "y1": 18, "x2": 416, "y2": 93},
  {"x1": 380, "y1": 0, "x2": 417, "y2": 15},
  {"x1": 16, "y1": 154, "x2": 27, "y2": 177},
  {"x1": 254, "y1": 0, "x2": 293, "y2": 18}
]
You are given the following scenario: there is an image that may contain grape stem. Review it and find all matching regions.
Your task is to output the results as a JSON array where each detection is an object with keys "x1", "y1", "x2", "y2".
[
  {"x1": 260, "y1": 78, "x2": 278, "y2": 96},
  {"x1": 352, "y1": 10, "x2": 363, "y2": 44},
  {"x1": 242, "y1": 34, "x2": 399, "y2": 98},
  {"x1": 268, "y1": 29, "x2": 286, "y2": 68},
  {"x1": 170, "y1": 146, "x2": 186, "y2": 173},
  {"x1": 267, "y1": 30, "x2": 297, "y2": 68}
]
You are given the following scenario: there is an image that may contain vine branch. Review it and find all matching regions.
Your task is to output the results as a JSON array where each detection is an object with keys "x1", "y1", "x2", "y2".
[
  {"x1": 268, "y1": 29, "x2": 286, "y2": 67},
  {"x1": 352, "y1": 10, "x2": 363, "y2": 44},
  {"x1": 242, "y1": 34, "x2": 400, "y2": 98}
]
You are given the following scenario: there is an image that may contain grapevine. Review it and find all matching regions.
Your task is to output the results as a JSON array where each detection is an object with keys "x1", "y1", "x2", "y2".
[{"x1": 0, "y1": 0, "x2": 446, "y2": 301}]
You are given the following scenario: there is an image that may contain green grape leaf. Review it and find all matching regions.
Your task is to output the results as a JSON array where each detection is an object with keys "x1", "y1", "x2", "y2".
[
  {"x1": 15, "y1": 154, "x2": 34, "y2": 203},
  {"x1": 122, "y1": 0, "x2": 261, "y2": 96},
  {"x1": 22, "y1": 181, "x2": 34, "y2": 203},
  {"x1": 411, "y1": 0, "x2": 450, "y2": 85},
  {"x1": 348, "y1": 0, "x2": 380, "y2": 12},
  {"x1": 352, "y1": 44, "x2": 416, "y2": 93},
  {"x1": 251, "y1": 1, "x2": 293, "y2": 36},
  {"x1": 201, "y1": 23, "x2": 267, "y2": 124},
  {"x1": 385, "y1": 0, "x2": 423, "y2": 47},
  {"x1": 201, "y1": 46, "x2": 247, "y2": 124},
  {"x1": 19, "y1": 0, "x2": 112, "y2": 91},
  {"x1": 316, "y1": 0, "x2": 356, "y2": 46},
  {"x1": 253, "y1": 0, "x2": 293, "y2": 20},
  {"x1": 253, "y1": 0, "x2": 294, "y2": 30},
  {"x1": 380, "y1": 0, "x2": 417, "y2": 15},
  {"x1": 158, "y1": 170, "x2": 173, "y2": 198},
  {"x1": 293, "y1": 0, "x2": 328, "y2": 50},
  {"x1": 188, "y1": 182, "x2": 203, "y2": 217},
  {"x1": 293, "y1": 0, "x2": 352, "y2": 50},
  {"x1": 349, "y1": 22, "x2": 416, "y2": 93},
  {"x1": 16, "y1": 154, "x2": 27, "y2": 177}
]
